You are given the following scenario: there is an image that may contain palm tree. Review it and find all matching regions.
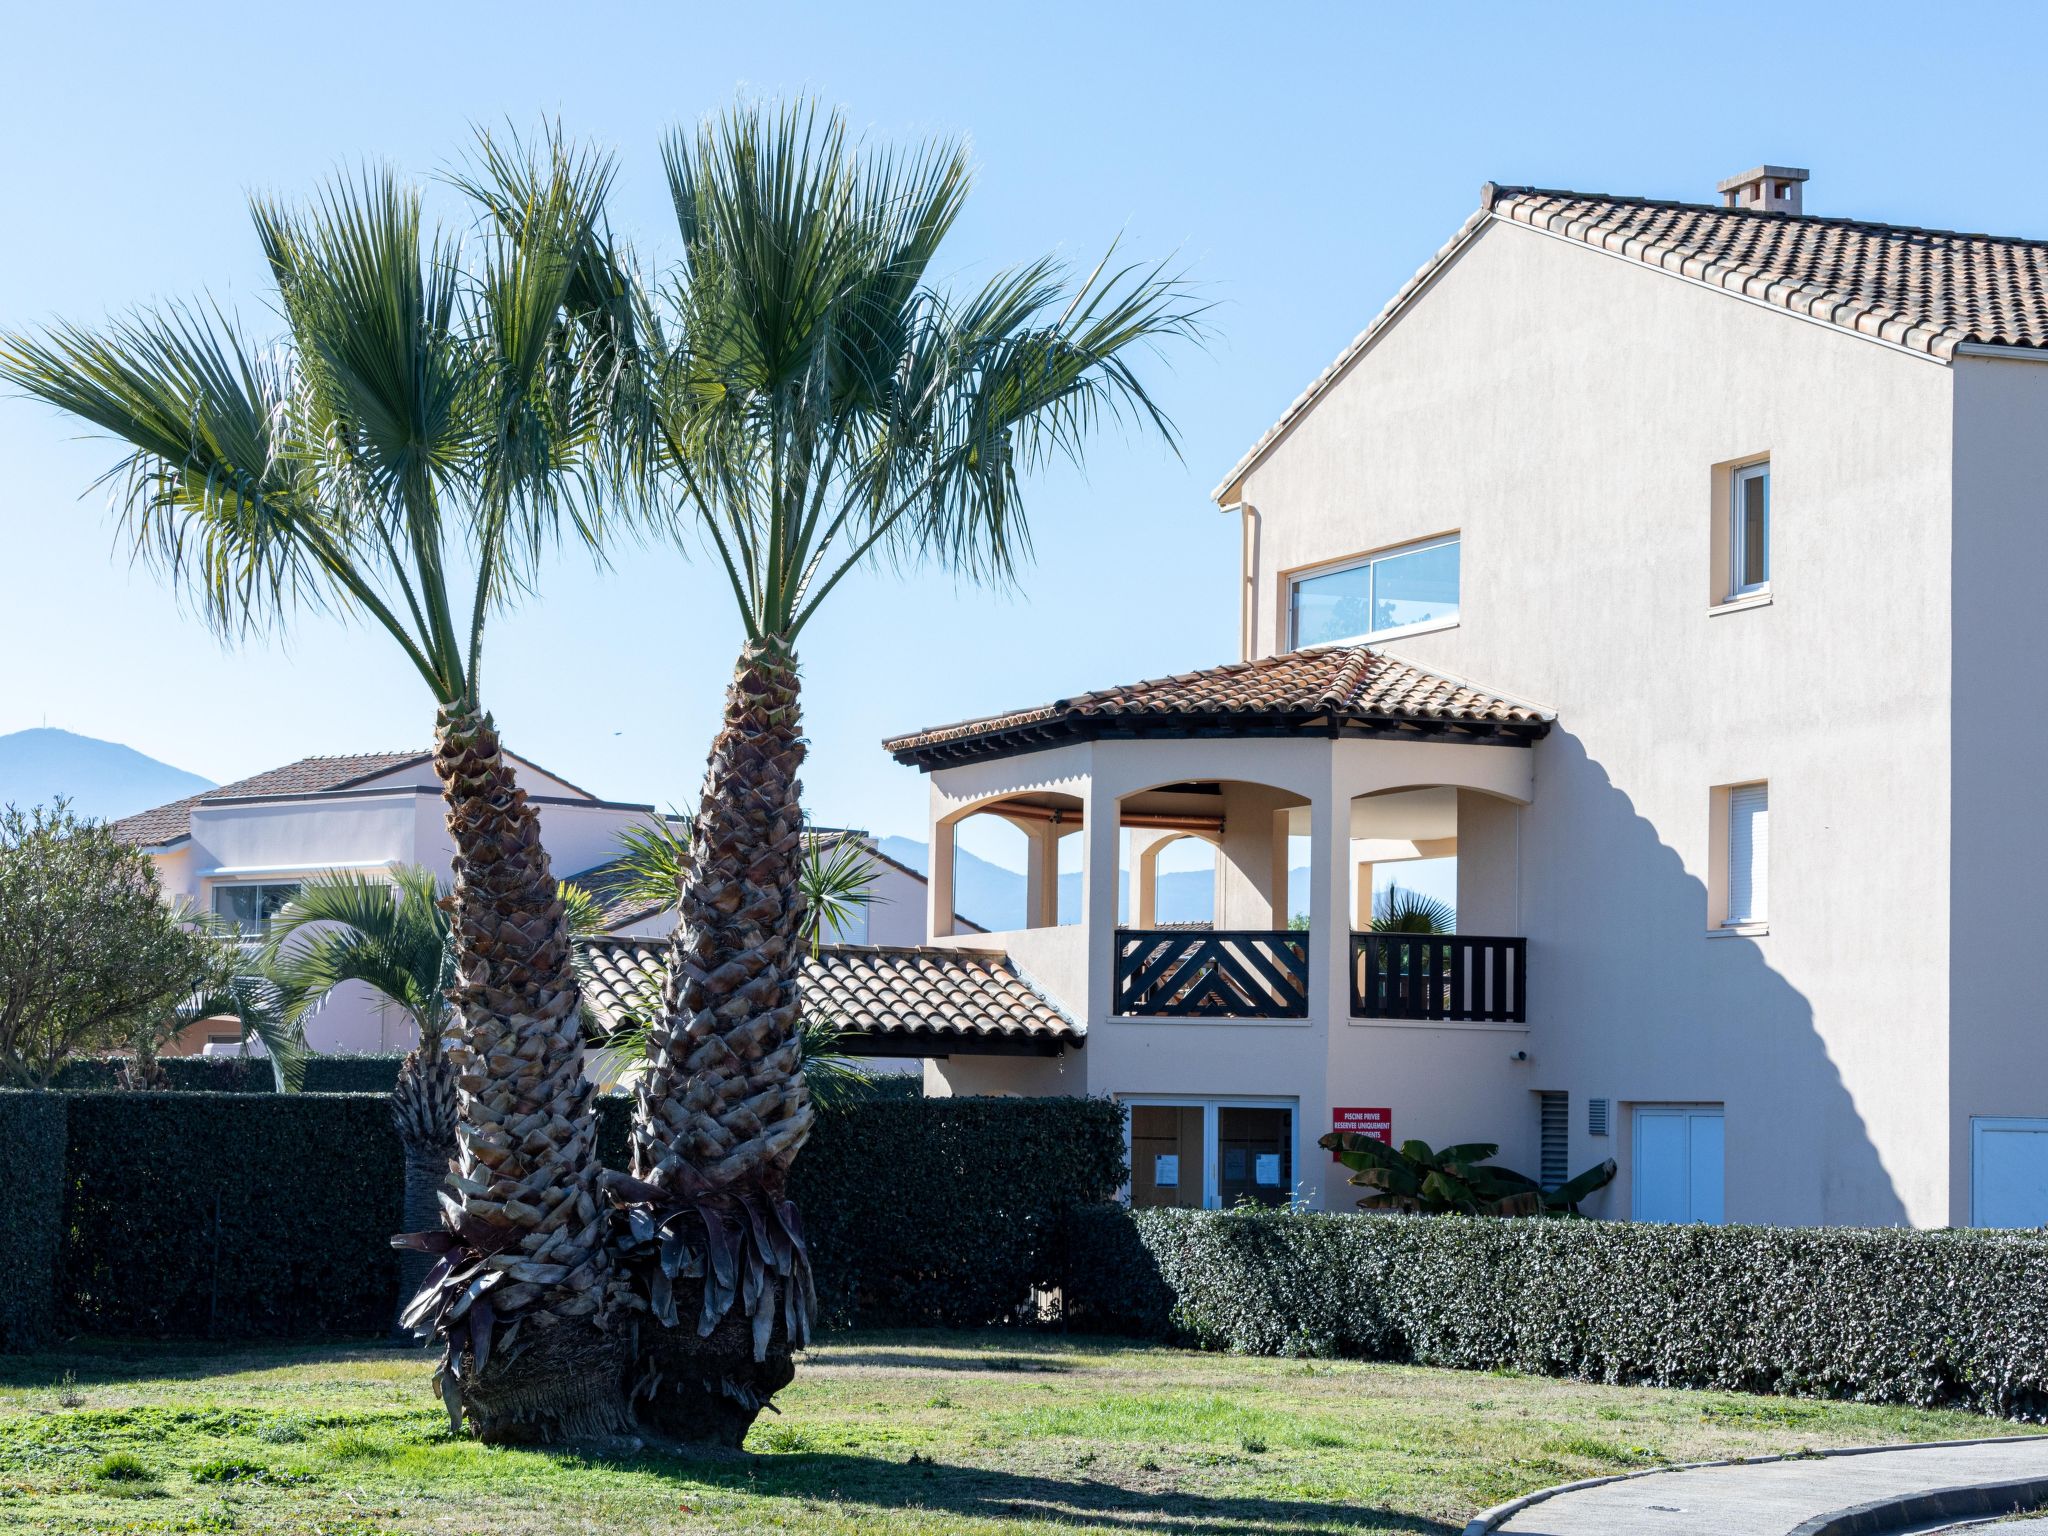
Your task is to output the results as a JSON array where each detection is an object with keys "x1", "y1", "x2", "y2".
[
  {"x1": 263, "y1": 866, "x2": 604, "y2": 1328},
  {"x1": 0, "y1": 135, "x2": 635, "y2": 1442},
  {"x1": 581, "y1": 817, "x2": 882, "y2": 1105},
  {"x1": 618, "y1": 101, "x2": 1199, "y2": 1439}
]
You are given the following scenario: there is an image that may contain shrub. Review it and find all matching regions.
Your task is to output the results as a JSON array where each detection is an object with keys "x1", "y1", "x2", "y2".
[
  {"x1": 51, "y1": 1055, "x2": 272, "y2": 1093},
  {"x1": 25, "y1": 1088, "x2": 1121, "y2": 1345},
  {"x1": 299, "y1": 1055, "x2": 405, "y2": 1095},
  {"x1": 0, "y1": 1092, "x2": 69, "y2": 1350},
  {"x1": 60, "y1": 1092, "x2": 403, "y2": 1338},
  {"x1": 92, "y1": 1451, "x2": 154, "y2": 1482},
  {"x1": 1061, "y1": 1206, "x2": 2048, "y2": 1418},
  {"x1": 791, "y1": 1096, "x2": 1127, "y2": 1327}
]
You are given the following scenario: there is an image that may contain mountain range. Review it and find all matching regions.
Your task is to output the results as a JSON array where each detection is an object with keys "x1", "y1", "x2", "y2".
[
  {"x1": 0, "y1": 728, "x2": 214, "y2": 822},
  {"x1": 878, "y1": 833, "x2": 1313, "y2": 932}
]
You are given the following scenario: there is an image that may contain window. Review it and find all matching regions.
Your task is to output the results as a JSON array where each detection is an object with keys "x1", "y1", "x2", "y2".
[
  {"x1": 1127, "y1": 1098, "x2": 1295, "y2": 1209},
  {"x1": 211, "y1": 882, "x2": 300, "y2": 939},
  {"x1": 1709, "y1": 781, "x2": 1769, "y2": 931},
  {"x1": 1289, "y1": 534, "x2": 1459, "y2": 649},
  {"x1": 1722, "y1": 460, "x2": 1770, "y2": 601},
  {"x1": 1725, "y1": 783, "x2": 1768, "y2": 925},
  {"x1": 1632, "y1": 1105, "x2": 1724, "y2": 1223}
]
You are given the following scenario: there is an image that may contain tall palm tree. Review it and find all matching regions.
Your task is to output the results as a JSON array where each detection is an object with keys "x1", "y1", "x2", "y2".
[
  {"x1": 619, "y1": 101, "x2": 1200, "y2": 1439},
  {"x1": 264, "y1": 866, "x2": 605, "y2": 1327},
  {"x1": 0, "y1": 136, "x2": 634, "y2": 1442}
]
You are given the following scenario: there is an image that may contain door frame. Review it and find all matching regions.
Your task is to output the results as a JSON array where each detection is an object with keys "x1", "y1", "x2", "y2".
[
  {"x1": 1969, "y1": 1115, "x2": 2048, "y2": 1228},
  {"x1": 1120, "y1": 1095, "x2": 1299, "y2": 1210},
  {"x1": 1630, "y1": 1103, "x2": 1725, "y2": 1223}
]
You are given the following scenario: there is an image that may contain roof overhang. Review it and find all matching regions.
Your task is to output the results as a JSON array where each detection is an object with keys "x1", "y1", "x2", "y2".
[{"x1": 889, "y1": 708, "x2": 1546, "y2": 772}]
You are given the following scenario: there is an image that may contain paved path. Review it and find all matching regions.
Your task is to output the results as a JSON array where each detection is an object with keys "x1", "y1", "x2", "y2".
[{"x1": 1482, "y1": 1438, "x2": 2048, "y2": 1536}]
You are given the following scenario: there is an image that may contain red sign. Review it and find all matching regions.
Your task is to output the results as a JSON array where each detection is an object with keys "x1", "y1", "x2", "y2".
[{"x1": 1332, "y1": 1106, "x2": 1392, "y2": 1159}]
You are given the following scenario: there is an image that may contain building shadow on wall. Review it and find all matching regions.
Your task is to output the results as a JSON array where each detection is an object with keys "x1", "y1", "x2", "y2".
[{"x1": 1526, "y1": 732, "x2": 1907, "y2": 1225}]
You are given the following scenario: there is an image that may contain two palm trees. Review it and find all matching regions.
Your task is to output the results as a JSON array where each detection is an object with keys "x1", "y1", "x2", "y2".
[{"x1": 0, "y1": 103, "x2": 1194, "y2": 1443}]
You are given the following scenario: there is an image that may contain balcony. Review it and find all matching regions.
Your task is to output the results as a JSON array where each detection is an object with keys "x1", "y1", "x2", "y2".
[
  {"x1": 1350, "y1": 932, "x2": 1526, "y2": 1024},
  {"x1": 1114, "y1": 929, "x2": 1309, "y2": 1019}
]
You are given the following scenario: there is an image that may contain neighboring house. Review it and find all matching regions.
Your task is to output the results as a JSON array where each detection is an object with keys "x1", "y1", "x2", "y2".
[
  {"x1": 880, "y1": 165, "x2": 2048, "y2": 1230},
  {"x1": 113, "y1": 752, "x2": 952, "y2": 1055}
]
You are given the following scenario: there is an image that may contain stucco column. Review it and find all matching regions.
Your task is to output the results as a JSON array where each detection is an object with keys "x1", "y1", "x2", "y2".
[
  {"x1": 1127, "y1": 828, "x2": 1179, "y2": 928},
  {"x1": 1021, "y1": 819, "x2": 1061, "y2": 929},
  {"x1": 1082, "y1": 775, "x2": 1120, "y2": 1026},
  {"x1": 1353, "y1": 857, "x2": 1374, "y2": 930},
  {"x1": 1306, "y1": 772, "x2": 1347, "y2": 1029},
  {"x1": 926, "y1": 806, "x2": 956, "y2": 941}
]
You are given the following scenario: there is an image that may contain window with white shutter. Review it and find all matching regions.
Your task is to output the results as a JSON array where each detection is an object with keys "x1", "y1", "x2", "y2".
[{"x1": 1725, "y1": 783, "x2": 1768, "y2": 925}]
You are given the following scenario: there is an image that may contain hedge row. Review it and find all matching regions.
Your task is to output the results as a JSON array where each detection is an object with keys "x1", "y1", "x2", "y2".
[
  {"x1": 14, "y1": 1091, "x2": 1124, "y2": 1344},
  {"x1": 50, "y1": 1054, "x2": 407, "y2": 1094},
  {"x1": 597, "y1": 1093, "x2": 1127, "y2": 1325},
  {"x1": 62, "y1": 1093, "x2": 405, "y2": 1338},
  {"x1": 0, "y1": 1093, "x2": 70, "y2": 1350},
  {"x1": 1062, "y1": 1206, "x2": 2048, "y2": 1419}
]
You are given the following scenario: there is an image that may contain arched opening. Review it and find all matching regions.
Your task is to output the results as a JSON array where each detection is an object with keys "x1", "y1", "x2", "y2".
[
  {"x1": 1346, "y1": 784, "x2": 1526, "y2": 1024},
  {"x1": 1113, "y1": 779, "x2": 1310, "y2": 1019},
  {"x1": 938, "y1": 790, "x2": 1083, "y2": 935}
]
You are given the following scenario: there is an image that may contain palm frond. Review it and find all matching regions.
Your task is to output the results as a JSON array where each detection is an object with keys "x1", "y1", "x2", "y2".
[{"x1": 1371, "y1": 883, "x2": 1457, "y2": 935}]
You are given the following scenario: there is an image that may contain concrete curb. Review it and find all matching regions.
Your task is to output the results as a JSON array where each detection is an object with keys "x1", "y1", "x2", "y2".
[
  {"x1": 1459, "y1": 1434, "x2": 2048, "y2": 1536},
  {"x1": 1785, "y1": 1475, "x2": 2048, "y2": 1535}
]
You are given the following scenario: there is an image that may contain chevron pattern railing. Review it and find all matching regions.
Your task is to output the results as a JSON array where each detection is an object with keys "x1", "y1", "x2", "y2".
[{"x1": 1113, "y1": 929, "x2": 1310, "y2": 1019}]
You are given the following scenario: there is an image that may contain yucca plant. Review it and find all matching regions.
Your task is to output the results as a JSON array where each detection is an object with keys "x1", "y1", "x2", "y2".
[
  {"x1": 0, "y1": 131, "x2": 637, "y2": 1441},
  {"x1": 589, "y1": 99, "x2": 1196, "y2": 1442}
]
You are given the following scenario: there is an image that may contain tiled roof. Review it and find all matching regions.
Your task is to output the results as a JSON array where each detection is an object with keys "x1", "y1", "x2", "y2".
[
  {"x1": 110, "y1": 751, "x2": 429, "y2": 847},
  {"x1": 885, "y1": 644, "x2": 1552, "y2": 768},
  {"x1": 1215, "y1": 183, "x2": 2048, "y2": 500},
  {"x1": 576, "y1": 936, "x2": 1080, "y2": 1049},
  {"x1": 562, "y1": 854, "x2": 672, "y2": 932}
]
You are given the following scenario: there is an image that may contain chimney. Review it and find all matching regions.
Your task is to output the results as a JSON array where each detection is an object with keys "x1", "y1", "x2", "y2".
[{"x1": 1716, "y1": 165, "x2": 1809, "y2": 215}]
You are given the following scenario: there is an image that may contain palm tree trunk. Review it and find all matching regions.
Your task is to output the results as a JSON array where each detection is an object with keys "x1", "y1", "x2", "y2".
[
  {"x1": 424, "y1": 704, "x2": 626, "y2": 1442},
  {"x1": 630, "y1": 635, "x2": 814, "y2": 1444},
  {"x1": 390, "y1": 1048, "x2": 455, "y2": 1337}
]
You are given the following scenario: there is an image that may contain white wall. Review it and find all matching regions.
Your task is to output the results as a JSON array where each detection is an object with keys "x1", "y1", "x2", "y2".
[
  {"x1": 1949, "y1": 355, "x2": 2048, "y2": 1224},
  {"x1": 1234, "y1": 218, "x2": 1956, "y2": 1225}
]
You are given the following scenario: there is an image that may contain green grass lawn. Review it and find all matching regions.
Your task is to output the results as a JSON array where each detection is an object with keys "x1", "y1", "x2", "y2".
[{"x1": 0, "y1": 1331, "x2": 2033, "y2": 1535}]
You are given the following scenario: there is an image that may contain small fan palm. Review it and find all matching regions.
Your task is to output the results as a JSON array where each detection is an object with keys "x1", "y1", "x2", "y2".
[{"x1": 1372, "y1": 884, "x2": 1457, "y2": 934}]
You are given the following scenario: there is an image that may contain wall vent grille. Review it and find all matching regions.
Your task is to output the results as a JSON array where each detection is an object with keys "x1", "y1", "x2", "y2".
[
  {"x1": 1539, "y1": 1091, "x2": 1570, "y2": 1191},
  {"x1": 1588, "y1": 1096, "x2": 1611, "y2": 1138}
]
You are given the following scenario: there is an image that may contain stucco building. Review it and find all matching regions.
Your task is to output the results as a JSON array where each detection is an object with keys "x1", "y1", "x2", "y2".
[
  {"x1": 113, "y1": 749, "x2": 942, "y2": 1057},
  {"x1": 880, "y1": 166, "x2": 2048, "y2": 1229}
]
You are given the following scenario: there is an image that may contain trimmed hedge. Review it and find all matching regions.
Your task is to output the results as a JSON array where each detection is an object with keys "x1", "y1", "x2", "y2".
[
  {"x1": 51, "y1": 1055, "x2": 273, "y2": 1092},
  {"x1": 0, "y1": 1093, "x2": 69, "y2": 1350},
  {"x1": 30, "y1": 1090, "x2": 1122, "y2": 1343},
  {"x1": 50, "y1": 1053, "x2": 407, "y2": 1094},
  {"x1": 300, "y1": 1055, "x2": 405, "y2": 1094},
  {"x1": 791, "y1": 1096, "x2": 1128, "y2": 1327},
  {"x1": 597, "y1": 1093, "x2": 1127, "y2": 1327},
  {"x1": 1062, "y1": 1207, "x2": 2048, "y2": 1419},
  {"x1": 60, "y1": 1093, "x2": 403, "y2": 1338}
]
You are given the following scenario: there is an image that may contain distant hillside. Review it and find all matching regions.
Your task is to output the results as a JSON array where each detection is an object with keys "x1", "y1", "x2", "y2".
[
  {"x1": 0, "y1": 728, "x2": 214, "y2": 822},
  {"x1": 879, "y1": 833, "x2": 1317, "y2": 929}
]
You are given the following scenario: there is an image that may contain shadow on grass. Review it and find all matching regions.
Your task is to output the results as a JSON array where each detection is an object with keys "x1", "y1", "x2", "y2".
[
  {"x1": 0, "y1": 1337, "x2": 407, "y2": 1391},
  {"x1": 809, "y1": 1350, "x2": 1074, "y2": 1374},
  {"x1": 659, "y1": 1450, "x2": 1455, "y2": 1535}
]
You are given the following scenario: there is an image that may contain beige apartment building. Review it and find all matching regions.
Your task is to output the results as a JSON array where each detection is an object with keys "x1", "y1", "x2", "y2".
[{"x1": 882, "y1": 166, "x2": 2048, "y2": 1229}]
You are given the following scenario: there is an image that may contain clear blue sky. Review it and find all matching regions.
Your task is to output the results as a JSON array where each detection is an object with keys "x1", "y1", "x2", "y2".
[{"x1": 7, "y1": 1, "x2": 2047, "y2": 865}]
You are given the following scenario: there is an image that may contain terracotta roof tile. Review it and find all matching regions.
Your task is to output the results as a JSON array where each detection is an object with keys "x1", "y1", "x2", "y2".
[
  {"x1": 577, "y1": 936, "x2": 1079, "y2": 1046},
  {"x1": 110, "y1": 751, "x2": 430, "y2": 847},
  {"x1": 884, "y1": 644, "x2": 1552, "y2": 768},
  {"x1": 1215, "y1": 183, "x2": 2048, "y2": 500}
]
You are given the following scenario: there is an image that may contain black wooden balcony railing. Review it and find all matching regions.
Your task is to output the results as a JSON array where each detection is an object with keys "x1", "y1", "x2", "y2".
[
  {"x1": 1114, "y1": 929, "x2": 1310, "y2": 1019},
  {"x1": 1351, "y1": 933, "x2": 1526, "y2": 1024}
]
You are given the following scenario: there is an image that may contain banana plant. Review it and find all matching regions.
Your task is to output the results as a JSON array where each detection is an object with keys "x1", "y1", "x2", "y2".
[{"x1": 1319, "y1": 1131, "x2": 1616, "y2": 1217}]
